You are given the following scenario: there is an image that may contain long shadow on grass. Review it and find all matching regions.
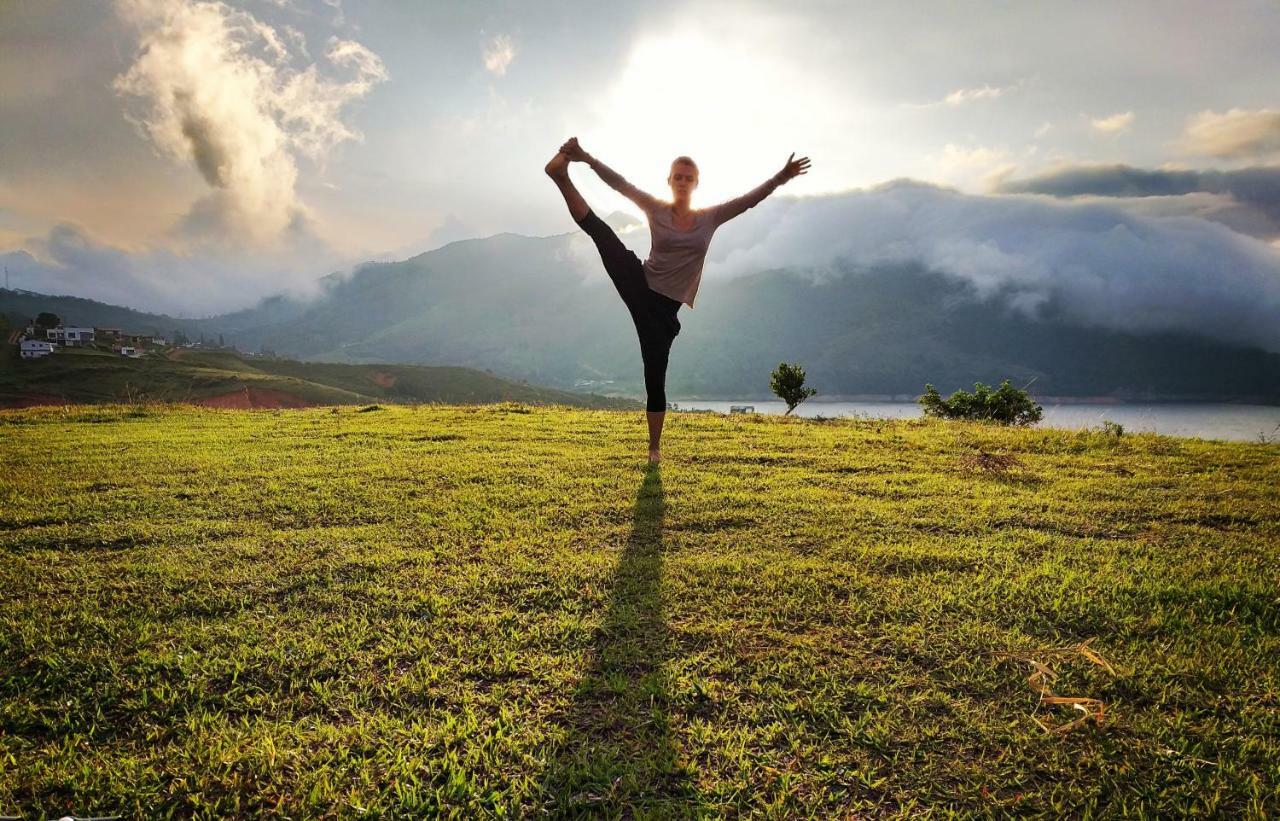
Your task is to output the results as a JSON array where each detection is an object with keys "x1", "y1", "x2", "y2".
[{"x1": 539, "y1": 465, "x2": 706, "y2": 817}]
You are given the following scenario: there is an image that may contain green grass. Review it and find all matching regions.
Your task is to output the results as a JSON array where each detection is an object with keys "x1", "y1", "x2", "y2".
[{"x1": 1, "y1": 403, "x2": 1277, "y2": 818}]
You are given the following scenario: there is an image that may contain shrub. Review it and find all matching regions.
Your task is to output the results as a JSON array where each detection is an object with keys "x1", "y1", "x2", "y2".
[
  {"x1": 770, "y1": 362, "x2": 817, "y2": 415},
  {"x1": 1099, "y1": 419, "x2": 1125, "y2": 437},
  {"x1": 919, "y1": 379, "x2": 1043, "y2": 426}
]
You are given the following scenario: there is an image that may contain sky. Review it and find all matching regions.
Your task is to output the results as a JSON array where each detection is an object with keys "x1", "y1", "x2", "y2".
[{"x1": 2, "y1": 0, "x2": 1280, "y2": 334}]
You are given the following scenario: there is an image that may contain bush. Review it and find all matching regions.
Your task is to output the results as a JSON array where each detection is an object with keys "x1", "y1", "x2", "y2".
[
  {"x1": 919, "y1": 380, "x2": 1043, "y2": 426},
  {"x1": 1099, "y1": 419, "x2": 1124, "y2": 437},
  {"x1": 770, "y1": 362, "x2": 817, "y2": 415}
]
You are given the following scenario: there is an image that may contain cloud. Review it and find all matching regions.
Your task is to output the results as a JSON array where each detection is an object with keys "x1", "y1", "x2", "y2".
[
  {"x1": 482, "y1": 33, "x2": 515, "y2": 77},
  {"x1": 1179, "y1": 107, "x2": 1280, "y2": 161},
  {"x1": 676, "y1": 179, "x2": 1280, "y2": 352},
  {"x1": 111, "y1": 0, "x2": 387, "y2": 249},
  {"x1": 1090, "y1": 111, "x2": 1134, "y2": 135},
  {"x1": 922, "y1": 144, "x2": 1018, "y2": 192},
  {"x1": 1033, "y1": 121, "x2": 1052, "y2": 139},
  {"x1": 903, "y1": 79, "x2": 1026, "y2": 109},
  {"x1": 1, "y1": 221, "x2": 345, "y2": 315},
  {"x1": 944, "y1": 84, "x2": 1005, "y2": 105},
  {"x1": 995, "y1": 163, "x2": 1280, "y2": 240}
]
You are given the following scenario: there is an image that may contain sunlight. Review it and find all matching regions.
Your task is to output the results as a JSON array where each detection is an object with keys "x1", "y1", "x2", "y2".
[{"x1": 583, "y1": 29, "x2": 856, "y2": 214}]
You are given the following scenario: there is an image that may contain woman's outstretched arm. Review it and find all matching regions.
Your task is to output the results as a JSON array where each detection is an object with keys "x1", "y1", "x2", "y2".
[
  {"x1": 561, "y1": 137, "x2": 663, "y2": 215},
  {"x1": 710, "y1": 152, "x2": 811, "y2": 227}
]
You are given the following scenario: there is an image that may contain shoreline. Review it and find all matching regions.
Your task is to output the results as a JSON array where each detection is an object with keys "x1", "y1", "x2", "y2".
[{"x1": 668, "y1": 395, "x2": 1280, "y2": 406}]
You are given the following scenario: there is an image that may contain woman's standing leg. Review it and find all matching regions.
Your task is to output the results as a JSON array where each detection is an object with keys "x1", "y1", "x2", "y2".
[{"x1": 639, "y1": 321, "x2": 678, "y2": 464}]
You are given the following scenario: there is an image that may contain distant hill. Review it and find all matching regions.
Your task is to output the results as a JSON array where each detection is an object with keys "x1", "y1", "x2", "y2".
[
  {"x1": 5, "y1": 225, "x2": 1280, "y2": 403},
  {"x1": 0, "y1": 343, "x2": 639, "y2": 410},
  {"x1": 0, "y1": 288, "x2": 211, "y2": 338}
]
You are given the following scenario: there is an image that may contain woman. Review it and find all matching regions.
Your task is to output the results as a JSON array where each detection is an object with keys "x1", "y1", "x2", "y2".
[{"x1": 545, "y1": 137, "x2": 810, "y2": 464}]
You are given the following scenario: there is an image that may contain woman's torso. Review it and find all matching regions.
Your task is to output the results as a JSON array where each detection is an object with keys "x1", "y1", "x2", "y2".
[{"x1": 641, "y1": 204, "x2": 718, "y2": 309}]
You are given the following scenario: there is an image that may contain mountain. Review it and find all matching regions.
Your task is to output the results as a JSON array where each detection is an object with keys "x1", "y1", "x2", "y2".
[{"x1": 5, "y1": 226, "x2": 1279, "y2": 403}]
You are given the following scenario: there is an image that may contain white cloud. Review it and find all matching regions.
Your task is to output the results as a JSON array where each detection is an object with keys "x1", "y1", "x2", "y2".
[
  {"x1": 482, "y1": 33, "x2": 516, "y2": 77},
  {"x1": 902, "y1": 79, "x2": 1027, "y2": 109},
  {"x1": 1033, "y1": 121, "x2": 1053, "y2": 139},
  {"x1": 922, "y1": 144, "x2": 1018, "y2": 192},
  {"x1": 112, "y1": 0, "x2": 387, "y2": 249},
  {"x1": 944, "y1": 84, "x2": 1006, "y2": 105},
  {"x1": 1090, "y1": 111, "x2": 1135, "y2": 135},
  {"x1": 1180, "y1": 107, "x2": 1280, "y2": 160}
]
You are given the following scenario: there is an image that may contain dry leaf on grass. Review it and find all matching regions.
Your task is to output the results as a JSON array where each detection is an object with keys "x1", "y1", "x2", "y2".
[{"x1": 993, "y1": 638, "x2": 1116, "y2": 734}]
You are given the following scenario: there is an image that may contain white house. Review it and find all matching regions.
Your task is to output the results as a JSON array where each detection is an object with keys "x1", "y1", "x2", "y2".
[
  {"x1": 21, "y1": 339, "x2": 55, "y2": 359},
  {"x1": 45, "y1": 326, "x2": 95, "y2": 346}
]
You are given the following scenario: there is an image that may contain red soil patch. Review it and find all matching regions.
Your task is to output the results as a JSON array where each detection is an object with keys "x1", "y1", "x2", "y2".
[
  {"x1": 370, "y1": 370, "x2": 397, "y2": 389},
  {"x1": 0, "y1": 393, "x2": 67, "y2": 409},
  {"x1": 190, "y1": 386, "x2": 312, "y2": 409}
]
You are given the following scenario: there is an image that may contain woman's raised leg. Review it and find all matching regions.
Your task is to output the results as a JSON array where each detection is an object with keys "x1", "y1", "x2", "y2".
[
  {"x1": 545, "y1": 152, "x2": 589, "y2": 222},
  {"x1": 548, "y1": 148, "x2": 668, "y2": 464}
]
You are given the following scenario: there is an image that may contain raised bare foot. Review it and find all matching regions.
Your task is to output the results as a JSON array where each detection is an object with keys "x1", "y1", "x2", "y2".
[{"x1": 545, "y1": 152, "x2": 569, "y2": 179}]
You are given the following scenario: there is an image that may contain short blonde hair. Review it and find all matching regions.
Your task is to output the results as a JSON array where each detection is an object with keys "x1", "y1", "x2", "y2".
[{"x1": 670, "y1": 156, "x2": 698, "y2": 177}]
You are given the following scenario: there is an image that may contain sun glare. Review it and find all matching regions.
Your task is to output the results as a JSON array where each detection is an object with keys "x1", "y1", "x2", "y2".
[{"x1": 583, "y1": 29, "x2": 855, "y2": 214}]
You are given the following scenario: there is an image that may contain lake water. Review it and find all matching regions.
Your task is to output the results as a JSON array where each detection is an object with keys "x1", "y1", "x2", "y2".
[{"x1": 668, "y1": 400, "x2": 1280, "y2": 443}]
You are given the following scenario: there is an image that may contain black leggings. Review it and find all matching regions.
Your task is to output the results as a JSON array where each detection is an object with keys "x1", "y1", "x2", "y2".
[{"x1": 576, "y1": 208, "x2": 682, "y2": 412}]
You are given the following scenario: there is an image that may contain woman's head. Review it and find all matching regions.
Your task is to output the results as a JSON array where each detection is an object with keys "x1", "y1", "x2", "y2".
[{"x1": 668, "y1": 156, "x2": 699, "y2": 201}]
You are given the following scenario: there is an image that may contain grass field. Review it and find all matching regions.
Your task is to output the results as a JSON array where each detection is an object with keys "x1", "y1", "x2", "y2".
[
  {"x1": 0, "y1": 345, "x2": 638, "y2": 410},
  {"x1": 1, "y1": 403, "x2": 1277, "y2": 818}
]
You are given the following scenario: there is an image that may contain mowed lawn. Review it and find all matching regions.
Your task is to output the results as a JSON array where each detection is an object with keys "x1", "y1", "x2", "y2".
[{"x1": 1, "y1": 403, "x2": 1278, "y2": 818}]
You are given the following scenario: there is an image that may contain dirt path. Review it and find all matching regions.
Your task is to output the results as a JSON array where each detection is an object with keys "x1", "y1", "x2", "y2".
[{"x1": 189, "y1": 386, "x2": 312, "y2": 409}]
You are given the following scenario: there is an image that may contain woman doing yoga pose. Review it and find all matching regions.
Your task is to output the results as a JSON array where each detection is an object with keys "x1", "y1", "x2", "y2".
[{"x1": 545, "y1": 138, "x2": 810, "y2": 464}]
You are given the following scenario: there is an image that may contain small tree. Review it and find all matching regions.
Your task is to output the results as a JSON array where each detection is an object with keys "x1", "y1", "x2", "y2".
[
  {"x1": 770, "y1": 362, "x2": 817, "y2": 415},
  {"x1": 35, "y1": 312, "x2": 60, "y2": 328},
  {"x1": 919, "y1": 379, "x2": 1043, "y2": 426}
]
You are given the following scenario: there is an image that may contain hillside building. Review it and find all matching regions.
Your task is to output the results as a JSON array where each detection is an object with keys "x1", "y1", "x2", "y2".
[
  {"x1": 45, "y1": 326, "x2": 95, "y2": 346},
  {"x1": 21, "y1": 339, "x2": 56, "y2": 359}
]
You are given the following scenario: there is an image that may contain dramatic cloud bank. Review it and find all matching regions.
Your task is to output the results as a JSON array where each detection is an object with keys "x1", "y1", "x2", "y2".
[
  {"x1": 996, "y1": 163, "x2": 1280, "y2": 241},
  {"x1": 112, "y1": 0, "x2": 387, "y2": 247},
  {"x1": 595, "y1": 179, "x2": 1280, "y2": 353},
  {"x1": 0, "y1": 222, "x2": 343, "y2": 315}
]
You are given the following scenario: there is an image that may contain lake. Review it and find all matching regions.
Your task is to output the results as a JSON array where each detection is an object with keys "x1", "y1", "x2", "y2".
[{"x1": 668, "y1": 400, "x2": 1280, "y2": 443}]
